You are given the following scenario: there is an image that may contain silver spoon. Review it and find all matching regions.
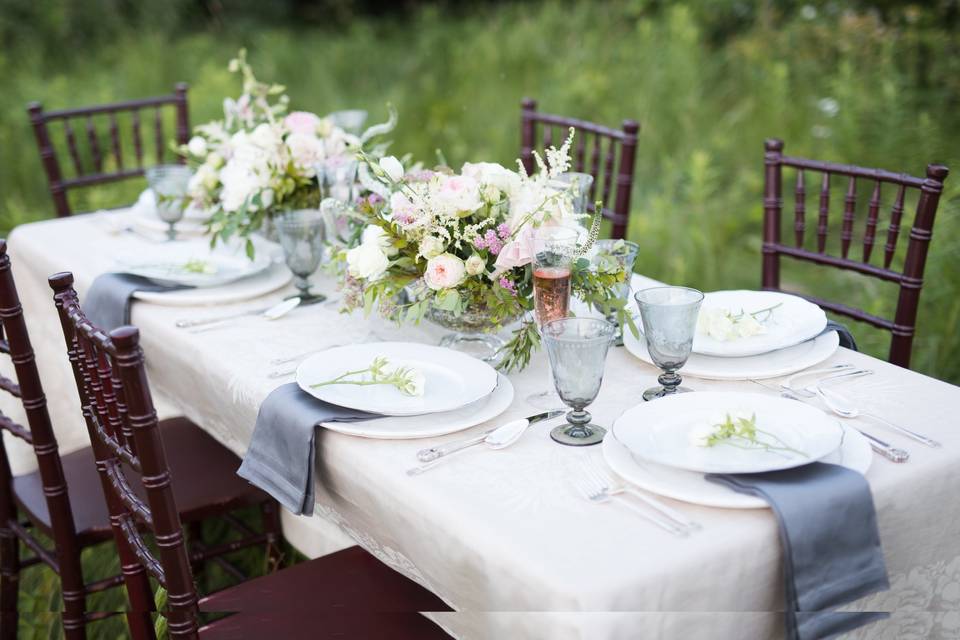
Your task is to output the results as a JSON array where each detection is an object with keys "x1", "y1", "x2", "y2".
[{"x1": 812, "y1": 385, "x2": 941, "y2": 448}]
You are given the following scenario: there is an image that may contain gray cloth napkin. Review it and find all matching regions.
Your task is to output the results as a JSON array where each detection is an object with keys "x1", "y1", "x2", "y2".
[
  {"x1": 84, "y1": 273, "x2": 190, "y2": 331},
  {"x1": 707, "y1": 463, "x2": 889, "y2": 640},
  {"x1": 237, "y1": 383, "x2": 382, "y2": 516},
  {"x1": 825, "y1": 320, "x2": 858, "y2": 352}
]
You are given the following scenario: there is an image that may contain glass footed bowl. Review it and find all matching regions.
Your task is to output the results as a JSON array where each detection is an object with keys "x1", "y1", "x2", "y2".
[{"x1": 427, "y1": 302, "x2": 520, "y2": 363}]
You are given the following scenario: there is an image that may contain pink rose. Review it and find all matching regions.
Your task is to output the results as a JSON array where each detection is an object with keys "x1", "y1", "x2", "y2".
[
  {"x1": 284, "y1": 111, "x2": 322, "y2": 135},
  {"x1": 493, "y1": 224, "x2": 535, "y2": 272}
]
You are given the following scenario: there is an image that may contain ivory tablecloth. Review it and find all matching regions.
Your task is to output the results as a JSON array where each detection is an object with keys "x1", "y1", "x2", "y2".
[{"x1": 4, "y1": 211, "x2": 960, "y2": 639}]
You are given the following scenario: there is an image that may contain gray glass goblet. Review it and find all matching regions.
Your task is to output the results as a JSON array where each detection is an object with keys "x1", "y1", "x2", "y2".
[
  {"x1": 145, "y1": 164, "x2": 192, "y2": 241},
  {"x1": 542, "y1": 317, "x2": 616, "y2": 446},
  {"x1": 634, "y1": 286, "x2": 704, "y2": 401},
  {"x1": 592, "y1": 239, "x2": 640, "y2": 343},
  {"x1": 275, "y1": 208, "x2": 327, "y2": 305}
]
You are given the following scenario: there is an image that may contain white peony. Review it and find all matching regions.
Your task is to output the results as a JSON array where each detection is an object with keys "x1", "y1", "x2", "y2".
[
  {"x1": 346, "y1": 242, "x2": 389, "y2": 280},
  {"x1": 465, "y1": 254, "x2": 486, "y2": 276},
  {"x1": 433, "y1": 175, "x2": 484, "y2": 217},
  {"x1": 419, "y1": 236, "x2": 445, "y2": 259},
  {"x1": 379, "y1": 156, "x2": 405, "y2": 182},
  {"x1": 461, "y1": 161, "x2": 522, "y2": 195},
  {"x1": 389, "y1": 191, "x2": 420, "y2": 225},
  {"x1": 187, "y1": 136, "x2": 207, "y2": 157},
  {"x1": 424, "y1": 253, "x2": 467, "y2": 290},
  {"x1": 286, "y1": 132, "x2": 325, "y2": 173}
]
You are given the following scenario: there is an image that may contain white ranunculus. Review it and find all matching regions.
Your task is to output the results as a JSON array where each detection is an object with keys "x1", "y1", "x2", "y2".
[
  {"x1": 346, "y1": 242, "x2": 389, "y2": 280},
  {"x1": 465, "y1": 254, "x2": 486, "y2": 276},
  {"x1": 424, "y1": 253, "x2": 466, "y2": 291},
  {"x1": 286, "y1": 132, "x2": 325, "y2": 172},
  {"x1": 419, "y1": 236, "x2": 445, "y2": 259},
  {"x1": 379, "y1": 156, "x2": 404, "y2": 182},
  {"x1": 187, "y1": 136, "x2": 208, "y2": 157}
]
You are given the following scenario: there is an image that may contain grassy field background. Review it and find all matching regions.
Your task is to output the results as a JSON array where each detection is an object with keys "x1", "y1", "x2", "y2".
[{"x1": 1, "y1": 1, "x2": 958, "y2": 636}]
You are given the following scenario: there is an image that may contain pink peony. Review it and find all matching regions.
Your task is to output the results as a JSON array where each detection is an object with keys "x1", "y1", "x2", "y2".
[{"x1": 284, "y1": 111, "x2": 322, "y2": 135}]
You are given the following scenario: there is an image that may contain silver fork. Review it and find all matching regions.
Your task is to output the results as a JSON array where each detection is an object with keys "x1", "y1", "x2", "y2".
[
  {"x1": 588, "y1": 464, "x2": 701, "y2": 532},
  {"x1": 573, "y1": 461, "x2": 689, "y2": 537}
]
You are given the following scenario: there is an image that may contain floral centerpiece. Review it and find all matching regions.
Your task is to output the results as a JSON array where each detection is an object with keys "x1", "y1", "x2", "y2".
[
  {"x1": 334, "y1": 130, "x2": 635, "y2": 371},
  {"x1": 178, "y1": 49, "x2": 394, "y2": 257}
]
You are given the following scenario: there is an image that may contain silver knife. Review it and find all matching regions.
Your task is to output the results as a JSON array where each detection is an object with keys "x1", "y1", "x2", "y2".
[{"x1": 414, "y1": 409, "x2": 565, "y2": 465}]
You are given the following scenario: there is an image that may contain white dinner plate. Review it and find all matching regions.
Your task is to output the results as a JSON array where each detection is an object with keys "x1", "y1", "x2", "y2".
[
  {"x1": 625, "y1": 325, "x2": 839, "y2": 380},
  {"x1": 132, "y1": 261, "x2": 291, "y2": 306},
  {"x1": 612, "y1": 392, "x2": 843, "y2": 474},
  {"x1": 692, "y1": 290, "x2": 827, "y2": 357},
  {"x1": 320, "y1": 373, "x2": 514, "y2": 439},
  {"x1": 602, "y1": 423, "x2": 871, "y2": 509},
  {"x1": 297, "y1": 342, "x2": 499, "y2": 417},
  {"x1": 116, "y1": 240, "x2": 273, "y2": 288}
]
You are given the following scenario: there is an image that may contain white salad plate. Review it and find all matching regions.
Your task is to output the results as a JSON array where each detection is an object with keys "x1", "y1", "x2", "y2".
[
  {"x1": 692, "y1": 290, "x2": 827, "y2": 357},
  {"x1": 602, "y1": 423, "x2": 871, "y2": 509},
  {"x1": 625, "y1": 325, "x2": 839, "y2": 380},
  {"x1": 320, "y1": 373, "x2": 514, "y2": 439},
  {"x1": 297, "y1": 342, "x2": 500, "y2": 417},
  {"x1": 132, "y1": 261, "x2": 291, "y2": 306},
  {"x1": 611, "y1": 392, "x2": 843, "y2": 474},
  {"x1": 116, "y1": 240, "x2": 273, "y2": 288}
]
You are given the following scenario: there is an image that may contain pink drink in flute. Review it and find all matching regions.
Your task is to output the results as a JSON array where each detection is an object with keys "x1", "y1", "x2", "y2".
[{"x1": 534, "y1": 266, "x2": 572, "y2": 327}]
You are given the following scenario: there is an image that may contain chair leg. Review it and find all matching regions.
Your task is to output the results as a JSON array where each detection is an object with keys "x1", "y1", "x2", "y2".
[
  {"x1": 260, "y1": 501, "x2": 283, "y2": 573},
  {"x1": 60, "y1": 550, "x2": 87, "y2": 640},
  {"x1": 188, "y1": 522, "x2": 207, "y2": 593},
  {"x1": 0, "y1": 523, "x2": 19, "y2": 640}
]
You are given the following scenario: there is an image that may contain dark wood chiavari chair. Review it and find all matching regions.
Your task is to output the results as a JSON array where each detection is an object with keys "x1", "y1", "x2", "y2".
[
  {"x1": 761, "y1": 139, "x2": 949, "y2": 369},
  {"x1": 0, "y1": 240, "x2": 283, "y2": 639},
  {"x1": 520, "y1": 98, "x2": 640, "y2": 240},
  {"x1": 27, "y1": 84, "x2": 190, "y2": 217},
  {"x1": 48, "y1": 273, "x2": 453, "y2": 639}
]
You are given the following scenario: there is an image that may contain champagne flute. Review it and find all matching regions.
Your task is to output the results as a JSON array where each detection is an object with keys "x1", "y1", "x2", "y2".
[{"x1": 526, "y1": 225, "x2": 579, "y2": 409}]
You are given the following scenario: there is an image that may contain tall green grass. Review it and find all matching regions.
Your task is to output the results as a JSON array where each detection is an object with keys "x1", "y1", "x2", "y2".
[{"x1": 2, "y1": 2, "x2": 959, "y2": 636}]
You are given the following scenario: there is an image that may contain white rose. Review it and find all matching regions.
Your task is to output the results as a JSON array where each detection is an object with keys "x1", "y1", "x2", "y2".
[
  {"x1": 419, "y1": 236, "x2": 445, "y2": 259},
  {"x1": 379, "y1": 156, "x2": 404, "y2": 182},
  {"x1": 360, "y1": 225, "x2": 396, "y2": 256},
  {"x1": 187, "y1": 136, "x2": 207, "y2": 157},
  {"x1": 465, "y1": 254, "x2": 486, "y2": 276},
  {"x1": 424, "y1": 253, "x2": 467, "y2": 291},
  {"x1": 346, "y1": 242, "x2": 389, "y2": 280}
]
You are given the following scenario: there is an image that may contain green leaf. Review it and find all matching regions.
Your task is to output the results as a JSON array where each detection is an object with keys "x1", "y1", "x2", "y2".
[{"x1": 245, "y1": 238, "x2": 255, "y2": 260}]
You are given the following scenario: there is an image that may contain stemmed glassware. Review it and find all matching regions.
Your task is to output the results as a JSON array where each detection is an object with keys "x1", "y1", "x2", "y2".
[
  {"x1": 526, "y1": 225, "x2": 579, "y2": 408},
  {"x1": 591, "y1": 239, "x2": 640, "y2": 343},
  {"x1": 327, "y1": 110, "x2": 368, "y2": 136},
  {"x1": 145, "y1": 164, "x2": 192, "y2": 241},
  {"x1": 319, "y1": 156, "x2": 359, "y2": 204},
  {"x1": 634, "y1": 286, "x2": 704, "y2": 401},
  {"x1": 552, "y1": 172, "x2": 594, "y2": 214},
  {"x1": 542, "y1": 317, "x2": 616, "y2": 446},
  {"x1": 275, "y1": 209, "x2": 328, "y2": 305}
]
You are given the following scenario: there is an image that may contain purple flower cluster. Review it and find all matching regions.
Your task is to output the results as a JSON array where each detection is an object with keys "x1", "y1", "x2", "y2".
[
  {"x1": 474, "y1": 224, "x2": 512, "y2": 255},
  {"x1": 404, "y1": 170, "x2": 435, "y2": 183},
  {"x1": 498, "y1": 276, "x2": 518, "y2": 296}
]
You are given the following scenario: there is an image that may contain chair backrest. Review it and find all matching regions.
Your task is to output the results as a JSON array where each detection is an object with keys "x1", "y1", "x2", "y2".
[
  {"x1": 28, "y1": 84, "x2": 190, "y2": 217},
  {"x1": 761, "y1": 138, "x2": 949, "y2": 368},
  {"x1": 520, "y1": 98, "x2": 640, "y2": 239},
  {"x1": 0, "y1": 240, "x2": 86, "y2": 611},
  {"x1": 49, "y1": 272, "x2": 199, "y2": 639}
]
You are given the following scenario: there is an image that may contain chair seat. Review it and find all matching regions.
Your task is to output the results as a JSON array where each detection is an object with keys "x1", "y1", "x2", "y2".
[
  {"x1": 14, "y1": 417, "x2": 268, "y2": 546},
  {"x1": 199, "y1": 546, "x2": 452, "y2": 639}
]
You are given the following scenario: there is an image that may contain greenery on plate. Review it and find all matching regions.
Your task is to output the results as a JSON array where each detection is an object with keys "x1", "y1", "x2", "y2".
[{"x1": 692, "y1": 412, "x2": 808, "y2": 458}]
